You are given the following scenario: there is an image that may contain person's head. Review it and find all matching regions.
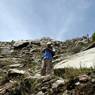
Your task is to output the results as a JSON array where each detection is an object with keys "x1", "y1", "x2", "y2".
[{"x1": 46, "y1": 42, "x2": 52, "y2": 49}]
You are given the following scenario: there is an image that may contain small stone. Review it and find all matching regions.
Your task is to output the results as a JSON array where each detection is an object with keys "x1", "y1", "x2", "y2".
[
  {"x1": 78, "y1": 74, "x2": 91, "y2": 82},
  {"x1": 41, "y1": 87, "x2": 47, "y2": 93},
  {"x1": 52, "y1": 79, "x2": 65, "y2": 89},
  {"x1": 91, "y1": 79, "x2": 95, "y2": 83},
  {"x1": 36, "y1": 91, "x2": 44, "y2": 95},
  {"x1": 75, "y1": 82, "x2": 80, "y2": 86}
]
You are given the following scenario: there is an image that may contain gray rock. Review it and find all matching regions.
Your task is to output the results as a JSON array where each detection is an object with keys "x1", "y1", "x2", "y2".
[
  {"x1": 54, "y1": 48, "x2": 95, "y2": 69},
  {"x1": 30, "y1": 48, "x2": 40, "y2": 53},
  {"x1": 62, "y1": 90, "x2": 68, "y2": 95},
  {"x1": 0, "y1": 55, "x2": 4, "y2": 58},
  {"x1": 78, "y1": 74, "x2": 91, "y2": 82},
  {"x1": 36, "y1": 91, "x2": 44, "y2": 95},
  {"x1": 9, "y1": 64, "x2": 23, "y2": 68},
  {"x1": 8, "y1": 69, "x2": 26, "y2": 76},
  {"x1": 52, "y1": 79, "x2": 65, "y2": 89},
  {"x1": 41, "y1": 87, "x2": 48, "y2": 93},
  {"x1": 13, "y1": 40, "x2": 29, "y2": 49}
]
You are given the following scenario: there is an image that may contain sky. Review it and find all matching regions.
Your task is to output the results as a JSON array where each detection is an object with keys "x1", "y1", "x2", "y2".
[{"x1": 0, "y1": 0, "x2": 95, "y2": 41}]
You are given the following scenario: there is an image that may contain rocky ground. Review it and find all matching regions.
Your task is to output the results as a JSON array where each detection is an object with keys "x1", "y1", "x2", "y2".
[{"x1": 0, "y1": 36, "x2": 95, "y2": 95}]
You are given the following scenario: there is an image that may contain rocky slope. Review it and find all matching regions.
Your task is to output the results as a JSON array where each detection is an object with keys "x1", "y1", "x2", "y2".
[{"x1": 0, "y1": 36, "x2": 94, "y2": 95}]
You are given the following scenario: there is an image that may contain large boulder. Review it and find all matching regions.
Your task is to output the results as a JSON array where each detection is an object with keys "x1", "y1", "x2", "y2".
[
  {"x1": 7, "y1": 69, "x2": 29, "y2": 78},
  {"x1": 13, "y1": 40, "x2": 29, "y2": 49},
  {"x1": 54, "y1": 47, "x2": 95, "y2": 69}
]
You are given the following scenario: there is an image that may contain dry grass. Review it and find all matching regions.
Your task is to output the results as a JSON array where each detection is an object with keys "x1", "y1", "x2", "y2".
[{"x1": 54, "y1": 67, "x2": 95, "y2": 79}]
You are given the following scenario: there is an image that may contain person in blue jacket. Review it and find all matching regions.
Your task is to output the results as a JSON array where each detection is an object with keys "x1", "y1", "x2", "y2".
[{"x1": 41, "y1": 42, "x2": 55, "y2": 76}]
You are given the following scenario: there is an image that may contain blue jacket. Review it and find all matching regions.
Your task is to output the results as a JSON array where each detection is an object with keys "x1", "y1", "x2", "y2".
[{"x1": 42, "y1": 48, "x2": 55, "y2": 60}]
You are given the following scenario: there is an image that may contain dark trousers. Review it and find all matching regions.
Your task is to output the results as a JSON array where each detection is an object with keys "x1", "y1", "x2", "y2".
[{"x1": 41, "y1": 60, "x2": 53, "y2": 76}]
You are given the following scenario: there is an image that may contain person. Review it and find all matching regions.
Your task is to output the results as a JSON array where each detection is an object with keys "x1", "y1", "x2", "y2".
[{"x1": 41, "y1": 42, "x2": 55, "y2": 76}]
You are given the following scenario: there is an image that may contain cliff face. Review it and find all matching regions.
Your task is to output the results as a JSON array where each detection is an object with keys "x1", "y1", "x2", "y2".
[{"x1": 0, "y1": 36, "x2": 94, "y2": 95}]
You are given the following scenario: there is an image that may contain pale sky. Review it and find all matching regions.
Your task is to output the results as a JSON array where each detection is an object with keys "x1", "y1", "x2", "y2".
[{"x1": 0, "y1": 0, "x2": 95, "y2": 41}]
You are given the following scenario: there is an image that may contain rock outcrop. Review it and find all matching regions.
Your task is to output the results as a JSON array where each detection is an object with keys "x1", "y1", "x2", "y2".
[{"x1": 54, "y1": 47, "x2": 95, "y2": 69}]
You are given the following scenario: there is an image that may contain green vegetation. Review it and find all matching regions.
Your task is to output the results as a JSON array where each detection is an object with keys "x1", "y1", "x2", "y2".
[
  {"x1": 54, "y1": 67, "x2": 95, "y2": 79},
  {"x1": 92, "y1": 32, "x2": 95, "y2": 41}
]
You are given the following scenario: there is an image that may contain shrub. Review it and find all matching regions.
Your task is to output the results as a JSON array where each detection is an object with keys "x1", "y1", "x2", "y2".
[{"x1": 92, "y1": 32, "x2": 95, "y2": 41}]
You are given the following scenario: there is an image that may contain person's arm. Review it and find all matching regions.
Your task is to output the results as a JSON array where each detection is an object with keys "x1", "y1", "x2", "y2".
[
  {"x1": 42, "y1": 49, "x2": 45, "y2": 53},
  {"x1": 41, "y1": 48, "x2": 46, "y2": 59},
  {"x1": 52, "y1": 51, "x2": 55, "y2": 57},
  {"x1": 50, "y1": 49, "x2": 55, "y2": 57}
]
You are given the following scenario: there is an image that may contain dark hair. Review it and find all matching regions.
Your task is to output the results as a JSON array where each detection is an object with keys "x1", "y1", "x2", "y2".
[{"x1": 47, "y1": 44, "x2": 52, "y2": 50}]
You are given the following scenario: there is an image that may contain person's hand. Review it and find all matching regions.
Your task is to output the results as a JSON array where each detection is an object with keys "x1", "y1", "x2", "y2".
[{"x1": 53, "y1": 48, "x2": 56, "y2": 52}]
